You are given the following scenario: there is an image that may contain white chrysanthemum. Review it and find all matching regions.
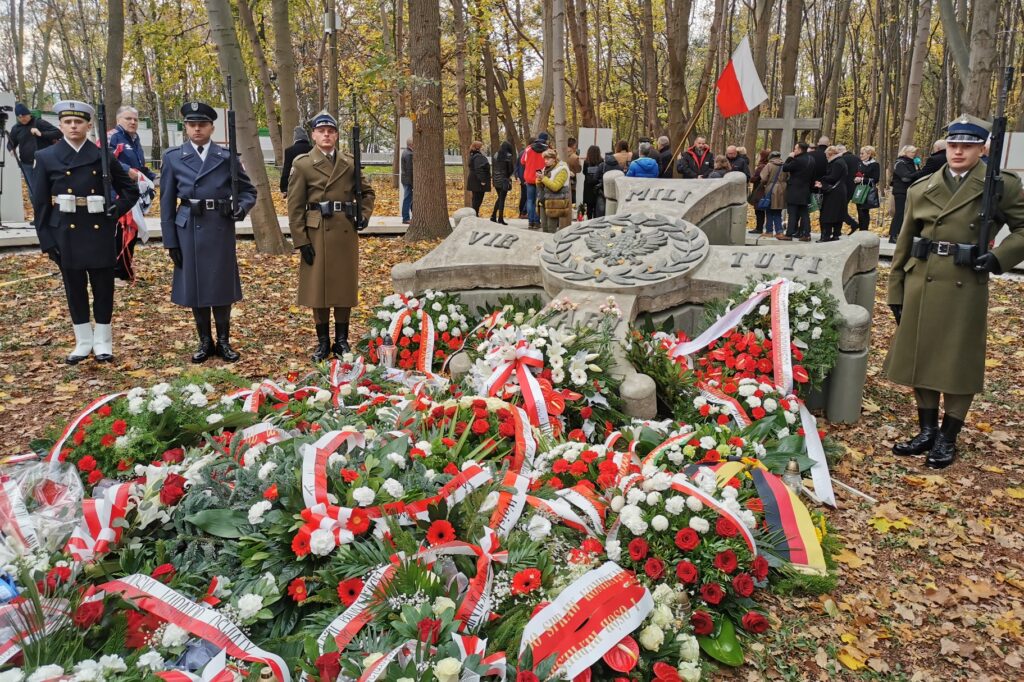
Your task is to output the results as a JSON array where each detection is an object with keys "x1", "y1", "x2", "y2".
[
  {"x1": 28, "y1": 666, "x2": 64, "y2": 682},
  {"x1": 699, "y1": 436, "x2": 717, "y2": 450},
  {"x1": 147, "y1": 395, "x2": 173, "y2": 414},
  {"x1": 237, "y1": 593, "x2": 264, "y2": 620},
  {"x1": 382, "y1": 478, "x2": 405, "y2": 499},
  {"x1": 309, "y1": 528, "x2": 337, "y2": 556},
  {"x1": 151, "y1": 382, "x2": 171, "y2": 396},
  {"x1": 257, "y1": 461, "x2": 278, "y2": 481},
  {"x1": 161, "y1": 623, "x2": 190, "y2": 648},
  {"x1": 352, "y1": 486, "x2": 375, "y2": 506},
  {"x1": 689, "y1": 516, "x2": 710, "y2": 534},
  {"x1": 247, "y1": 500, "x2": 272, "y2": 525},
  {"x1": 0, "y1": 670, "x2": 24, "y2": 682},
  {"x1": 187, "y1": 392, "x2": 209, "y2": 408},
  {"x1": 651, "y1": 515, "x2": 669, "y2": 531},
  {"x1": 527, "y1": 515, "x2": 552, "y2": 541},
  {"x1": 664, "y1": 496, "x2": 686, "y2": 516}
]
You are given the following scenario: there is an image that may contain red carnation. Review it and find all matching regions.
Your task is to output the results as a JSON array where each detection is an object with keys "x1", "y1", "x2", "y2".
[
  {"x1": 713, "y1": 549, "x2": 738, "y2": 574},
  {"x1": 716, "y1": 517, "x2": 739, "y2": 538},
  {"x1": 674, "y1": 528, "x2": 700, "y2": 551},
  {"x1": 498, "y1": 421, "x2": 516, "y2": 438},
  {"x1": 644, "y1": 558, "x2": 665, "y2": 580},
  {"x1": 752, "y1": 555, "x2": 769, "y2": 581},
  {"x1": 87, "y1": 469, "x2": 103, "y2": 485},
  {"x1": 337, "y1": 577, "x2": 364, "y2": 606},
  {"x1": 732, "y1": 572, "x2": 755, "y2": 598},
  {"x1": 77, "y1": 455, "x2": 97, "y2": 473},
  {"x1": 675, "y1": 560, "x2": 698, "y2": 584},
  {"x1": 741, "y1": 611, "x2": 769, "y2": 633},
  {"x1": 627, "y1": 538, "x2": 649, "y2": 561},
  {"x1": 100, "y1": 434, "x2": 116, "y2": 448},
  {"x1": 426, "y1": 520, "x2": 456, "y2": 545},
  {"x1": 73, "y1": 600, "x2": 104, "y2": 629},
  {"x1": 339, "y1": 468, "x2": 359, "y2": 483},
  {"x1": 700, "y1": 582, "x2": 725, "y2": 605},
  {"x1": 151, "y1": 563, "x2": 176, "y2": 583},
  {"x1": 471, "y1": 418, "x2": 490, "y2": 435},
  {"x1": 581, "y1": 538, "x2": 603, "y2": 554},
  {"x1": 552, "y1": 459, "x2": 570, "y2": 474},
  {"x1": 346, "y1": 507, "x2": 370, "y2": 535},
  {"x1": 111, "y1": 419, "x2": 128, "y2": 436},
  {"x1": 516, "y1": 673, "x2": 540, "y2": 682},
  {"x1": 691, "y1": 610, "x2": 714, "y2": 636},
  {"x1": 97, "y1": 405, "x2": 112, "y2": 417},
  {"x1": 159, "y1": 473, "x2": 187, "y2": 506},
  {"x1": 263, "y1": 484, "x2": 279, "y2": 501},
  {"x1": 511, "y1": 568, "x2": 542, "y2": 595},
  {"x1": 315, "y1": 651, "x2": 342, "y2": 682},
  {"x1": 417, "y1": 617, "x2": 443, "y2": 644},
  {"x1": 287, "y1": 577, "x2": 308, "y2": 603}
]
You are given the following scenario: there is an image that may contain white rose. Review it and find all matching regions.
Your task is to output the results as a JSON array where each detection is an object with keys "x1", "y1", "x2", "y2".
[
  {"x1": 650, "y1": 603, "x2": 673, "y2": 628},
  {"x1": 811, "y1": 326, "x2": 822, "y2": 340},
  {"x1": 237, "y1": 593, "x2": 264, "y2": 620},
  {"x1": 689, "y1": 517, "x2": 710, "y2": 534},
  {"x1": 678, "y1": 660, "x2": 702, "y2": 682},
  {"x1": 527, "y1": 515, "x2": 552, "y2": 541},
  {"x1": 432, "y1": 596, "x2": 457, "y2": 616},
  {"x1": 161, "y1": 623, "x2": 190, "y2": 648},
  {"x1": 352, "y1": 486, "x2": 376, "y2": 506},
  {"x1": 652, "y1": 584, "x2": 676, "y2": 605},
  {"x1": 247, "y1": 500, "x2": 272, "y2": 525},
  {"x1": 677, "y1": 633, "x2": 700, "y2": 661},
  {"x1": 309, "y1": 528, "x2": 337, "y2": 556},
  {"x1": 136, "y1": 651, "x2": 163, "y2": 671},
  {"x1": 639, "y1": 624, "x2": 665, "y2": 651},
  {"x1": 651, "y1": 515, "x2": 669, "y2": 531},
  {"x1": 433, "y1": 657, "x2": 462, "y2": 682}
]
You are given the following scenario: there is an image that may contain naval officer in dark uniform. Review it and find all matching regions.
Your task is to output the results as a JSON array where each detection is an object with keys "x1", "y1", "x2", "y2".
[
  {"x1": 32, "y1": 101, "x2": 139, "y2": 364},
  {"x1": 160, "y1": 102, "x2": 256, "y2": 363}
]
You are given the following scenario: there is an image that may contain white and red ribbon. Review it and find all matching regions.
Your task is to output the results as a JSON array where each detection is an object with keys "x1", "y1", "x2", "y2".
[
  {"x1": 453, "y1": 634, "x2": 507, "y2": 681},
  {"x1": 316, "y1": 562, "x2": 398, "y2": 654},
  {"x1": 0, "y1": 598, "x2": 68, "y2": 665},
  {"x1": 416, "y1": 528, "x2": 508, "y2": 631},
  {"x1": 46, "y1": 392, "x2": 126, "y2": 465},
  {"x1": 387, "y1": 301, "x2": 437, "y2": 375},
  {"x1": 156, "y1": 649, "x2": 234, "y2": 682},
  {"x1": 483, "y1": 340, "x2": 551, "y2": 434},
  {"x1": 670, "y1": 479, "x2": 758, "y2": 554},
  {"x1": 300, "y1": 430, "x2": 366, "y2": 510},
  {"x1": 66, "y1": 482, "x2": 134, "y2": 562}
]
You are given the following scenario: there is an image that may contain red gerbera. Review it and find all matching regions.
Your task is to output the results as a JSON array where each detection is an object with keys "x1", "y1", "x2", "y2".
[
  {"x1": 511, "y1": 568, "x2": 542, "y2": 595},
  {"x1": 337, "y1": 577, "x2": 364, "y2": 606},
  {"x1": 426, "y1": 520, "x2": 456, "y2": 545},
  {"x1": 346, "y1": 507, "x2": 370, "y2": 535},
  {"x1": 287, "y1": 577, "x2": 308, "y2": 603},
  {"x1": 292, "y1": 528, "x2": 312, "y2": 557}
]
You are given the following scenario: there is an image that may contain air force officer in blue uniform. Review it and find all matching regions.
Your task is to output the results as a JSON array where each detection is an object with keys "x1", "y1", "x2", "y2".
[{"x1": 160, "y1": 102, "x2": 256, "y2": 363}]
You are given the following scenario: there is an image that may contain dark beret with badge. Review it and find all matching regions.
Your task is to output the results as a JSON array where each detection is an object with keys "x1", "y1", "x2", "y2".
[
  {"x1": 945, "y1": 114, "x2": 990, "y2": 144},
  {"x1": 180, "y1": 101, "x2": 218, "y2": 123}
]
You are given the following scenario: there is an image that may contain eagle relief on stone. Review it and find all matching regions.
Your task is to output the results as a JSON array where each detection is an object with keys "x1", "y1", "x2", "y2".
[{"x1": 541, "y1": 212, "x2": 710, "y2": 288}]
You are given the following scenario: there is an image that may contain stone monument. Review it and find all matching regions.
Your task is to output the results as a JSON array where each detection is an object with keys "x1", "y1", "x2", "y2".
[
  {"x1": 393, "y1": 176, "x2": 879, "y2": 424},
  {"x1": 0, "y1": 91, "x2": 26, "y2": 224}
]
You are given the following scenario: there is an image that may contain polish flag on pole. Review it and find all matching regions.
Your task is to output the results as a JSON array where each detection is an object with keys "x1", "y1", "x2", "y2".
[{"x1": 716, "y1": 37, "x2": 769, "y2": 118}]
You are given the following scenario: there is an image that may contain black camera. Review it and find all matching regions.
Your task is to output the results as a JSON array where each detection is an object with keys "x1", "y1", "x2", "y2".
[{"x1": 0, "y1": 105, "x2": 12, "y2": 112}]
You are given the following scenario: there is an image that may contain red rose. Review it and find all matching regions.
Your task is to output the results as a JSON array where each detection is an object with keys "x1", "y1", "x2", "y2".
[
  {"x1": 627, "y1": 538, "x2": 649, "y2": 561},
  {"x1": 516, "y1": 673, "x2": 540, "y2": 682},
  {"x1": 263, "y1": 484, "x2": 279, "y2": 501},
  {"x1": 713, "y1": 549, "x2": 738, "y2": 574},
  {"x1": 700, "y1": 582, "x2": 725, "y2": 605},
  {"x1": 691, "y1": 610, "x2": 714, "y2": 636},
  {"x1": 716, "y1": 517, "x2": 738, "y2": 538},
  {"x1": 752, "y1": 555, "x2": 769, "y2": 581},
  {"x1": 741, "y1": 611, "x2": 769, "y2": 634},
  {"x1": 498, "y1": 421, "x2": 516, "y2": 438},
  {"x1": 454, "y1": 421, "x2": 468, "y2": 436},
  {"x1": 644, "y1": 558, "x2": 665, "y2": 580},
  {"x1": 73, "y1": 599, "x2": 104, "y2": 629},
  {"x1": 732, "y1": 572, "x2": 755, "y2": 598},
  {"x1": 675, "y1": 560, "x2": 698, "y2": 584},
  {"x1": 159, "y1": 473, "x2": 187, "y2": 506},
  {"x1": 674, "y1": 528, "x2": 700, "y2": 551},
  {"x1": 77, "y1": 455, "x2": 97, "y2": 473},
  {"x1": 87, "y1": 469, "x2": 103, "y2": 485},
  {"x1": 151, "y1": 563, "x2": 176, "y2": 583},
  {"x1": 471, "y1": 418, "x2": 490, "y2": 435},
  {"x1": 315, "y1": 651, "x2": 342, "y2": 682},
  {"x1": 111, "y1": 419, "x2": 128, "y2": 436},
  {"x1": 580, "y1": 406, "x2": 593, "y2": 419},
  {"x1": 337, "y1": 578, "x2": 364, "y2": 606},
  {"x1": 162, "y1": 448, "x2": 185, "y2": 464},
  {"x1": 417, "y1": 617, "x2": 443, "y2": 644}
]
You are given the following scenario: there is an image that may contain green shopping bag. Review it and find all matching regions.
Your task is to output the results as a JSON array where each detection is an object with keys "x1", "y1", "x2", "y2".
[
  {"x1": 852, "y1": 183, "x2": 870, "y2": 204},
  {"x1": 809, "y1": 193, "x2": 822, "y2": 213}
]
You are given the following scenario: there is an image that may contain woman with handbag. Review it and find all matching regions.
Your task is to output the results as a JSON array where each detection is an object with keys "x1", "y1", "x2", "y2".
[
  {"x1": 849, "y1": 145, "x2": 880, "y2": 234},
  {"x1": 814, "y1": 146, "x2": 849, "y2": 242},
  {"x1": 889, "y1": 145, "x2": 917, "y2": 243},
  {"x1": 748, "y1": 149, "x2": 772, "y2": 234},
  {"x1": 535, "y1": 148, "x2": 572, "y2": 233},
  {"x1": 758, "y1": 151, "x2": 787, "y2": 237}
]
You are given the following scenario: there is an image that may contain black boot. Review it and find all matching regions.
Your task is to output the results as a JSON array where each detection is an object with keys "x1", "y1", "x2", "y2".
[
  {"x1": 332, "y1": 322, "x2": 351, "y2": 356},
  {"x1": 191, "y1": 308, "x2": 215, "y2": 364},
  {"x1": 892, "y1": 408, "x2": 939, "y2": 456},
  {"x1": 925, "y1": 415, "x2": 964, "y2": 469},
  {"x1": 213, "y1": 306, "x2": 240, "y2": 362},
  {"x1": 312, "y1": 323, "x2": 331, "y2": 362}
]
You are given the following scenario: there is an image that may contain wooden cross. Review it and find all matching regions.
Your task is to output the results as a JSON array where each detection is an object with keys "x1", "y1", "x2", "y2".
[{"x1": 757, "y1": 96, "x2": 823, "y2": 152}]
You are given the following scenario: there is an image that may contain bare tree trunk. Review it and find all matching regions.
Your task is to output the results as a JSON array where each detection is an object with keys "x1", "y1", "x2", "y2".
[
  {"x1": 691, "y1": 0, "x2": 727, "y2": 139},
  {"x1": 565, "y1": 0, "x2": 597, "y2": 127},
  {"x1": 775, "y1": 0, "x2": 803, "y2": 148},
  {"x1": 491, "y1": 53, "x2": 521, "y2": 151},
  {"x1": 238, "y1": 0, "x2": 282, "y2": 165},
  {"x1": 552, "y1": 0, "x2": 567, "y2": 154},
  {"x1": 899, "y1": 0, "x2": 933, "y2": 148},
  {"x1": 665, "y1": 0, "x2": 693, "y2": 154},
  {"x1": 962, "y1": 0, "x2": 998, "y2": 117},
  {"x1": 640, "y1": 0, "x2": 658, "y2": 135},
  {"x1": 532, "y1": 0, "x2": 554, "y2": 135},
  {"x1": 32, "y1": 4, "x2": 55, "y2": 108},
  {"x1": 271, "y1": 0, "x2": 299, "y2": 140},
  {"x1": 479, "y1": 19, "x2": 502, "y2": 152},
  {"x1": 742, "y1": 0, "x2": 774, "y2": 154},
  {"x1": 821, "y1": 0, "x2": 852, "y2": 139},
  {"x1": 103, "y1": 0, "x2": 125, "y2": 130},
  {"x1": 204, "y1": 0, "x2": 289, "y2": 254},
  {"x1": 10, "y1": 0, "x2": 25, "y2": 100},
  {"x1": 451, "y1": 0, "x2": 473, "y2": 207},
  {"x1": 405, "y1": 0, "x2": 450, "y2": 240},
  {"x1": 936, "y1": 0, "x2": 970, "y2": 83}
]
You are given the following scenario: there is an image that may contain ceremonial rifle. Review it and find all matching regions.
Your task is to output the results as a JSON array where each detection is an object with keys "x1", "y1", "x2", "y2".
[
  {"x1": 226, "y1": 75, "x2": 241, "y2": 218},
  {"x1": 95, "y1": 69, "x2": 114, "y2": 214},
  {"x1": 977, "y1": 66, "x2": 1014, "y2": 258},
  {"x1": 350, "y1": 93, "x2": 366, "y2": 231}
]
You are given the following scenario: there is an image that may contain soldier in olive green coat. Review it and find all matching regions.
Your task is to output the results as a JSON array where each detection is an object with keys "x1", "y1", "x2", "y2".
[
  {"x1": 885, "y1": 115, "x2": 1024, "y2": 469},
  {"x1": 288, "y1": 111, "x2": 375, "y2": 361}
]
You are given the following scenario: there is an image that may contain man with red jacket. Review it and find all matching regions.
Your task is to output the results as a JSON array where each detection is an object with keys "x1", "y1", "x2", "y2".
[
  {"x1": 675, "y1": 136, "x2": 715, "y2": 178},
  {"x1": 522, "y1": 132, "x2": 549, "y2": 229}
]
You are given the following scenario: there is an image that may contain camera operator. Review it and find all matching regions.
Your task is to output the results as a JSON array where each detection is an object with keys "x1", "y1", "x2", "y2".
[{"x1": 6, "y1": 103, "x2": 60, "y2": 203}]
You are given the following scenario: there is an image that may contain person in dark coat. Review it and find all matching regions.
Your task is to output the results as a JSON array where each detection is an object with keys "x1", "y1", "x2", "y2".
[
  {"x1": 913, "y1": 140, "x2": 947, "y2": 180},
  {"x1": 466, "y1": 140, "x2": 491, "y2": 215},
  {"x1": 815, "y1": 146, "x2": 849, "y2": 242},
  {"x1": 400, "y1": 137, "x2": 413, "y2": 223},
  {"x1": 725, "y1": 145, "x2": 750, "y2": 179},
  {"x1": 748, "y1": 149, "x2": 771, "y2": 234},
  {"x1": 32, "y1": 101, "x2": 139, "y2": 364},
  {"x1": 810, "y1": 136, "x2": 830, "y2": 180},
  {"x1": 280, "y1": 126, "x2": 312, "y2": 196},
  {"x1": 850, "y1": 146, "x2": 880, "y2": 233},
  {"x1": 778, "y1": 142, "x2": 815, "y2": 241},
  {"x1": 889, "y1": 145, "x2": 919, "y2": 244},
  {"x1": 160, "y1": 101, "x2": 256, "y2": 364},
  {"x1": 837, "y1": 145, "x2": 859, "y2": 232},
  {"x1": 516, "y1": 141, "x2": 530, "y2": 219},
  {"x1": 108, "y1": 106, "x2": 156, "y2": 182},
  {"x1": 656, "y1": 135, "x2": 673, "y2": 178},
  {"x1": 676, "y1": 136, "x2": 714, "y2": 178},
  {"x1": 8, "y1": 102, "x2": 61, "y2": 202},
  {"x1": 490, "y1": 140, "x2": 515, "y2": 224},
  {"x1": 581, "y1": 145, "x2": 604, "y2": 219}
]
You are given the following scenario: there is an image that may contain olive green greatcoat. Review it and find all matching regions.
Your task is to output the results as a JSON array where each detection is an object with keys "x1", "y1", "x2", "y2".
[
  {"x1": 287, "y1": 147, "x2": 375, "y2": 308},
  {"x1": 884, "y1": 162, "x2": 1024, "y2": 394}
]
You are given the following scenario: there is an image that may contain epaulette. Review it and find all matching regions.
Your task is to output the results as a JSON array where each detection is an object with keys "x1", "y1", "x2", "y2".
[
  {"x1": 293, "y1": 152, "x2": 310, "y2": 164},
  {"x1": 164, "y1": 145, "x2": 182, "y2": 155},
  {"x1": 909, "y1": 173, "x2": 931, "y2": 188}
]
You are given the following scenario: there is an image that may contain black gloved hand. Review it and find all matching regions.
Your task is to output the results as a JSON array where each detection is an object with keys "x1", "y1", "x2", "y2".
[
  {"x1": 300, "y1": 244, "x2": 315, "y2": 265},
  {"x1": 45, "y1": 247, "x2": 61, "y2": 265},
  {"x1": 973, "y1": 252, "x2": 1002, "y2": 274},
  {"x1": 169, "y1": 247, "x2": 183, "y2": 269},
  {"x1": 232, "y1": 207, "x2": 247, "y2": 222},
  {"x1": 889, "y1": 304, "x2": 902, "y2": 325},
  {"x1": 355, "y1": 218, "x2": 369, "y2": 232},
  {"x1": 105, "y1": 206, "x2": 118, "y2": 219}
]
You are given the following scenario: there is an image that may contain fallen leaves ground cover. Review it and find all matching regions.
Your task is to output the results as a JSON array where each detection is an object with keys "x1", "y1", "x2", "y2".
[{"x1": 1, "y1": 209, "x2": 1022, "y2": 680}]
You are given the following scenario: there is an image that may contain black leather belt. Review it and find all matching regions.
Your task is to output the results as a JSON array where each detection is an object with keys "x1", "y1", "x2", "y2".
[
  {"x1": 911, "y1": 237, "x2": 976, "y2": 265},
  {"x1": 306, "y1": 201, "x2": 352, "y2": 212},
  {"x1": 179, "y1": 199, "x2": 229, "y2": 211}
]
